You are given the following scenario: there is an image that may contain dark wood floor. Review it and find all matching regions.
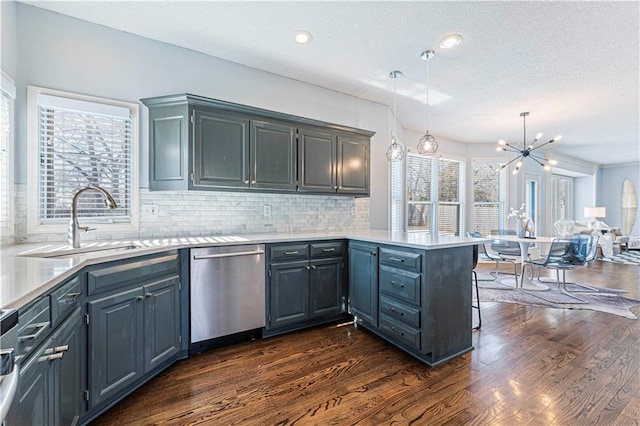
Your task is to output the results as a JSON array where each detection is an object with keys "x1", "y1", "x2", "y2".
[{"x1": 91, "y1": 260, "x2": 640, "y2": 425}]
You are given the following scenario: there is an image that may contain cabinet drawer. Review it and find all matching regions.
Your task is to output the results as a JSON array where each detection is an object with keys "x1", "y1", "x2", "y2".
[
  {"x1": 87, "y1": 252, "x2": 179, "y2": 296},
  {"x1": 310, "y1": 241, "x2": 344, "y2": 258},
  {"x1": 379, "y1": 265, "x2": 421, "y2": 305},
  {"x1": 270, "y1": 244, "x2": 309, "y2": 261},
  {"x1": 17, "y1": 297, "x2": 51, "y2": 362},
  {"x1": 379, "y1": 248, "x2": 422, "y2": 272},
  {"x1": 379, "y1": 315, "x2": 421, "y2": 351},
  {"x1": 50, "y1": 275, "x2": 82, "y2": 327},
  {"x1": 379, "y1": 296, "x2": 420, "y2": 328}
]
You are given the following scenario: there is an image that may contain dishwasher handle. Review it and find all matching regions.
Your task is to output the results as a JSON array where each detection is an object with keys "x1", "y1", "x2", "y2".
[{"x1": 193, "y1": 249, "x2": 265, "y2": 260}]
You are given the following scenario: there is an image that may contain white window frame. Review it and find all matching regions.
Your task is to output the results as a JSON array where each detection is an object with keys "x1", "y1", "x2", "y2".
[
  {"x1": 471, "y1": 156, "x2": 507, "y2": 235},
  {"x1": 1, "y1": 71, "x2": 16, "y2": 237},
  {"x1": 27, "y1": 86, "x2": 139, "y2": 234}
]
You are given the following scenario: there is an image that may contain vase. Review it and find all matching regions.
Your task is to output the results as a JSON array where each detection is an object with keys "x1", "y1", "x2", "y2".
[{"x1": 516, "y1": 218, "x2": 534, "y2": 237}]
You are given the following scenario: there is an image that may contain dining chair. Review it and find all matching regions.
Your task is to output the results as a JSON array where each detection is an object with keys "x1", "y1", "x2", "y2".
[
  {"x1": 467, "y1": 231, "x2": 520, "y2": 285},
  {"x1": 523, "y1": 234, "x2": 591, "y2": 304},
  {"x1": 471, "y1": 244, "x2": 481, "y2": 330}
]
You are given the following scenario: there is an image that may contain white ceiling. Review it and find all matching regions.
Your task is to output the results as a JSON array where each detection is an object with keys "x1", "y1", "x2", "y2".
[{"x1": 22, "y1": 1, "x2": 640, "y2": 166}]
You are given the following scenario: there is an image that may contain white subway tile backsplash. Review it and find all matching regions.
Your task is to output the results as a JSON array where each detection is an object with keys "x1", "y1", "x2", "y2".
[{"x1": 9, "y1": 187, "x2": 370, "y2": 244}]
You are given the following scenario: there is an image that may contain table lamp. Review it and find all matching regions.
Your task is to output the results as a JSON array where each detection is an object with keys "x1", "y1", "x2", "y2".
[{"x1": 584, "y1": 207, "x2": 606, "y2": 229}]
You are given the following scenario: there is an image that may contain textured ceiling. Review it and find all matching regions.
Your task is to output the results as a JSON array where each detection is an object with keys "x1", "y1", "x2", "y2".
[{"x1": 22, "y1": 1, "x2": 640, "y2": 165}]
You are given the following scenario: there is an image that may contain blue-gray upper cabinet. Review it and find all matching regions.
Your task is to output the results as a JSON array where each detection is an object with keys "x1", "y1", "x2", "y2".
[
  {"x1": 141, "y1": 94, "x2": 373, "y2": 195},
  {"x1": 193, "y1": 109, "x2": 250, "y2": 189},
  {"x1": 297, "y1": 128, "x2": 370, "y2": 195},
  {"x1": 251, "y1": 120, "x2": 297, "y2": 191}
]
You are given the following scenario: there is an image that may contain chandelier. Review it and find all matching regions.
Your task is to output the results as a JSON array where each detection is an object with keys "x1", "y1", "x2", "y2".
[
  {"x1": 417, "y1": 50, "x2": 438, "y2": 155},
  {"x1": 386, "y1": 70, "x2": 405, "y2": 161},
  {"x1": 496, "y1": 112, "x2": 560, "y2": 174}
]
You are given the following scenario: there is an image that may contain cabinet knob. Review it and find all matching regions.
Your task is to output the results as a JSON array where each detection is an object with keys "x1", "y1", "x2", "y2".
[
  {"x1": 311, "y1": 265, "x2": 317, "y2": 270},
  {"x1": 137, "y1": 295, "x2": 145, "y2": 301},
  {"x1": 146, "y1": 293, "x2": 153, "y2": 298},
  {"x1": 244, "y1": 180, "x2": 249, "y2": 184},
  {"x1": 251, "y1": 180, "x2": 256, "y2": 184},
  {"x1": 305, "y1": 265, "x2": 311, "y2": 271}
]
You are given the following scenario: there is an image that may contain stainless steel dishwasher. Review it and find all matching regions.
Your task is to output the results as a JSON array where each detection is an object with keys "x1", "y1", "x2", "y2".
[{"x1": 190, "y1": 244, "x2": 265, "y2": 352}]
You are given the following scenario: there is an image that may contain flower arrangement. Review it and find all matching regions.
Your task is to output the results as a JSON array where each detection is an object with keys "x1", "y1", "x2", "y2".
[
  {"x1": 507, "y1": 204, "x2": 534, "y2": 237},
  {"x1": 507, "y1": 203, "x2": 528, "y2": 221}
]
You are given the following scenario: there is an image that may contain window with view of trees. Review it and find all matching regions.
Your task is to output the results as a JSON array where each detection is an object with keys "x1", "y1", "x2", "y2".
[
  {"x1": 472, "y1": 159, "x2": 505, "y2": 236},
  {"x1": 28, "y1": 87, "x2": 138, "y2": 232},
  {"x1": 402, "y1": 152, "x2": 463, "y2": 235},
  {"x1": 1, "y1": 74, "x2": 14, "y2": 235}
]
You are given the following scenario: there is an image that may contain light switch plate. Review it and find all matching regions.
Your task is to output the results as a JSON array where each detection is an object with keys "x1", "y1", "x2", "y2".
[{"x1": 142, "y1": 204, "x2": 159, "y2": 218}]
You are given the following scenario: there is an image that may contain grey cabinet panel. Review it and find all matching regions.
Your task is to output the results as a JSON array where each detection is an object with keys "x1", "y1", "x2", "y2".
[
  {"x1": 310, "y1": 258, "x2": 344, "y2": 317},
  {"x1": 88, "y1": 287, "x2": 144, "y2": 408},
  {"x1": 348, "y1": 242, "x2": 378, "y2": 326},
  {"x1": 269, "y1": 261, "x2": 310, "y2": 328},
  {"x1": 52, "y1": 307, "x2": 82, "y2": 426},
  {"x1": 8, "y1": 336, "x2": 50, "y2": 426},
  {"x1": 251, "y1": 120, "x2": 297, "y2": 190},
  {"x1": 144, "y1": 276, "x2": 181, "y2": 372},
  {"x1": 298, "y1": 128, "x2": 336, "y2": 192},
  {"x1": 8, "y1": 308, "x2": 83, "y2": 426},
  {"x1": 152, "y1": 116, "x2": 184, "y2": 182},
  {"x1": 193, "y1": 109, "x2": 250, "y2": 189},
  {"x1": 337, "y1": 134, "x2": 370, "y2": 195}
]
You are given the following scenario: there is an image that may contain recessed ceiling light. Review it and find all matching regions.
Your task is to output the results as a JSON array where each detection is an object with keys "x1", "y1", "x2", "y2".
[
  {"x1": 293, "y1": 30, "x2": 313, "y2": 44},
  {"x1": 438, "y1": 33, "x2": 463, "y2": 49}
]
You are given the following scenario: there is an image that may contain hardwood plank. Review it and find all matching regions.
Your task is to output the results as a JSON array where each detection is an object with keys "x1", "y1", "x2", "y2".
[{"x1": 91, "y1": 260, "x2": 640, "y2": 425}]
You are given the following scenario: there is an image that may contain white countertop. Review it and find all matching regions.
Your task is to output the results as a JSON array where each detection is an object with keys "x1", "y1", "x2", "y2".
[{"x1": 0, "y1": 230, "x2": 485, "y2": 310}]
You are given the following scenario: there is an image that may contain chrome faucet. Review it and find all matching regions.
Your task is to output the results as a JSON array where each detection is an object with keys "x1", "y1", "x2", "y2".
[{"x1": 68, "y1": 185, "x2": 118, "y2": 248}]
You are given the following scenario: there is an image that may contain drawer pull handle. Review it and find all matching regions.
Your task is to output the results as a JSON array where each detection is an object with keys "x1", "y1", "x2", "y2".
[
  {"x1": 389, "y1": 257, "x2": 405, "y2": 263},
  {"x1": 284, "y1": 251, "x2": 299, "y2": 255},
  {"x1": 44, "y1": 345, "x2": 69, "y2": 355},
  {"x1": 389, "y1": 327, "x2": 405, "y2": 337},
  {"x1": 321, "y1": 248, "x2": 336, "y2": 252},
  {"x1": 63, "y1": 292, "x2": 81, "y2": 303},
  {"x1": 19, "y1": 322, "x2": 50, "y2": 342},
  {"x1": 38, "y1": 352, "x2": 64, "y2": 363},
  {"x1": 390, "y1": 281, "x2": 405, "y2": 288},
  {"x1": 389, "y1": 308, "x2": 404, "y2": 316}
]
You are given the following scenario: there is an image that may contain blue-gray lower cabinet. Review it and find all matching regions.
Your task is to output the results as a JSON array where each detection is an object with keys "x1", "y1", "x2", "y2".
[
  {"x1": 347, "y1": 241, "x2": 378, "y2": 327},
  {"x1": 87, "y1": 275, "x2": 181, "y2": 409},
  {"x1": 88, "y1": 286, "x2": 144, "y2": 408},
  {"x1": 265, "y1": 241, "x2": 347, "y2": 336},
  {"x1": 7, "y1": 307, "x2": 83, "y2": 426},
  {"x1": 348, "y1": 241, "x2": 473, "y2": 367}
]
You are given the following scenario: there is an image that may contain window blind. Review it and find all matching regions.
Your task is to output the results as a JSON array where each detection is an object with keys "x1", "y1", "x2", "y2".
[
  {"x1": 0, "y1": 90, "x2": 11, "y2": 229},
  {"x1": 38, "y1": 96, "x2": 133, "y2": 224},
  {"x1": 390, "y1": 157, "x2": 405, "y2": 232},
  {"x1": 472, "y1": 159, "x2": 504, "y2": 235}
]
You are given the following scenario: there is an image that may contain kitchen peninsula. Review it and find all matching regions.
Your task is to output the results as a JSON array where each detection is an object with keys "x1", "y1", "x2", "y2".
[{"x1": 0, "y1": 230, "x2": 483, "y2": 425}]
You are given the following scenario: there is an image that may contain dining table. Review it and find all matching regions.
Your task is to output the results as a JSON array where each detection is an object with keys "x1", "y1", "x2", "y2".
[{"x1": 489, "y1": 234, "x2": 556, "y2": 291}]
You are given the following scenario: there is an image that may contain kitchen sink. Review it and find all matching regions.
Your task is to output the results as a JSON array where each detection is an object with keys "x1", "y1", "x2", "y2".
[{"x1": 17, "y1": 242, "x2": 143, "y2": 259}]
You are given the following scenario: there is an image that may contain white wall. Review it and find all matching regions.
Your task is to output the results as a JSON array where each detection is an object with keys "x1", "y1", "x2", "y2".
[
  {"x1": 598, "y1": 163, "x2": 640, "y2": 236},
  {"x1": 1, "y1": 1, "x2": 17, "y2": 78},
  {"x1": 11, "y1": 3, "x2": 392, "y2": 240},
  {"x1": 574, "y1": 175, "x2": 596, "y2": 222}
]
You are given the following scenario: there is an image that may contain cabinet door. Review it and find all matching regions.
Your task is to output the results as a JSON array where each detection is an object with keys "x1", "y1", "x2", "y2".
[
  {"x1": 88, "y1": 287, "x2": 144, "y2": 408},
  {"x1": 250, "y1": 120, "x2": 297, "y2": 190},
  {"x1": 193, "y1": 109, "x2": 250, "y2": 189},
  {"x1": 298, "y1": 128, "x2": 336, "y2": 193},
  {"x1": 7, "y1": 336, "x2": 52, "y2": 426},
  {"x1": 269, "y1": 261, "x2": 310, "y2": 328},
  {"x1": 348, "y1": 242, "x2": 378, "y2": 326},
  {"x1": 52, "y1": 307, "x2": 83, "y2": 426},
  {"x1": 144, "y1": 276, "x2": 181, "y2": 372},
  {"x1": 337, "y1": 134, "x2": 370, "y2": 195},
  {"x1": 149, "y1": 103, "x2": 189, "y2": 190},
  {"x1": 310, "y1": 258, "x2": 344, "y2": 317}
]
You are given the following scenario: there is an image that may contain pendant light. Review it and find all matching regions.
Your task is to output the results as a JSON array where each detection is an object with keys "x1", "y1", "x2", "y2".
[
  {"x1": 386, "y1": 70, "x2": 405, "y2": 162},
  {"x1": 417, "y1": 50, "x2": 438, "y2": 155}
]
